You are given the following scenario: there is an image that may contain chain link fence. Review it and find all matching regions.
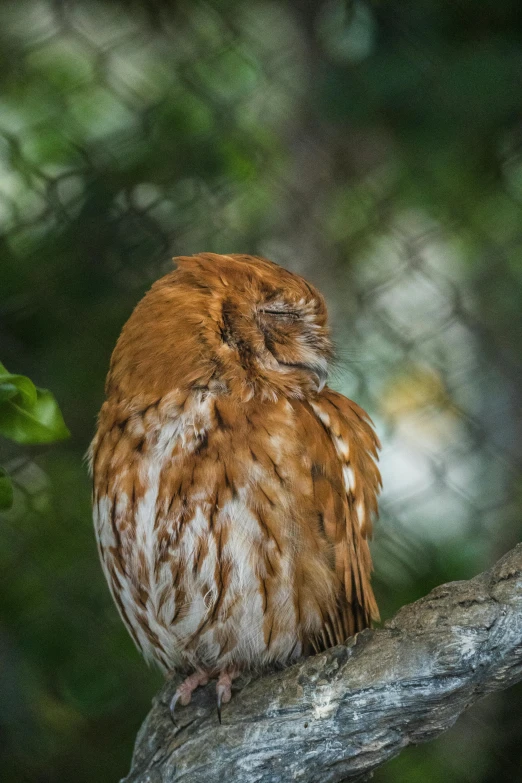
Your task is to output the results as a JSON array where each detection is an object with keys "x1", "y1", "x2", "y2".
[{"x1": 1, "y1": 1, "x2": 521, "y2": 782}]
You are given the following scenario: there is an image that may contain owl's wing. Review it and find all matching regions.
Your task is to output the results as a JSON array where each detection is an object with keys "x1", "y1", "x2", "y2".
[{"x1": 301, "y1": 387, "x2": 381, "y2": 642}]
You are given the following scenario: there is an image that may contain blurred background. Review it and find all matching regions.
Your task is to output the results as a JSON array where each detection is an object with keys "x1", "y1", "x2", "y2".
[{"x1": 1, "y1": 0, "x2": 521, "y2": 780}]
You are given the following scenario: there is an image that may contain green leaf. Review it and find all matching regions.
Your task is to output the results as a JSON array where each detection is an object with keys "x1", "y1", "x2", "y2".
[
  {"x1": 0, "y1": 468, "x2": 13, "y2": 510},
  {"x1": 0, "y1": 362, "x2": 38, "y2": 407},
  {"x1": 0, "y1": 387, "x2": 70, "y2": 444},
  {"x1": 0, "y1": 383, "x2": 18, "y2": 403},
  {"x1": 0, "y1": 362, "x2": 70, "y2": 444}
]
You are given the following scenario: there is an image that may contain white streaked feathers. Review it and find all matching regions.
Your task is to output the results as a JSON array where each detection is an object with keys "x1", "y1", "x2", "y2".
[{"x1": 94, "y1": 394, "x2": 300, "y2": 673}]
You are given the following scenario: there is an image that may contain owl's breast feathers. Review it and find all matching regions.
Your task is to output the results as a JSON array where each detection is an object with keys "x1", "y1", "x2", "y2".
[{"x1": 90, "y1": 386, "x2": 380, "y2": 674}]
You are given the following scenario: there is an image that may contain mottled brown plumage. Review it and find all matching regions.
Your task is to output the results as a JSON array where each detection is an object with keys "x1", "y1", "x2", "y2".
[{"x1": 90, "y1": 253, "x2": 381, "y2": 716}]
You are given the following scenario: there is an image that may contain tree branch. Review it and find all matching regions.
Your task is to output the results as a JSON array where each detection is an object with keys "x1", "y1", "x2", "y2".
[{"x1": 123, "y1": 544, "x2": 522, "y2": 783}]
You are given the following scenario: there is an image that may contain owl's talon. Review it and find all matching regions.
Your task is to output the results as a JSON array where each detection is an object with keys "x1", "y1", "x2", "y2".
[
  {"x1": 169, "y1": 691, "x2": 182, "y2": 723},
  {"x1": 215, "y1": 670, "x2": 235, "y2": 724},
  {"x1": 169, "y1": 671, "x2": 209, "y2": 723},
  {"x1": 216, "y1": 686, "x2": 229, "y2": 724}
]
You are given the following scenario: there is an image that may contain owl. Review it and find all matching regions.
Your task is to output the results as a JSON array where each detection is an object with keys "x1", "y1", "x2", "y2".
[{"x1": 90, "y1": 253, "x2": 381, "y2": 721}]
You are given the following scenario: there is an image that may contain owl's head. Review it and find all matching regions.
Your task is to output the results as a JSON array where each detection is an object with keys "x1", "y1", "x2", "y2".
[{"x1": 108, "y1": 253, "x2": 333, "y2": 402}]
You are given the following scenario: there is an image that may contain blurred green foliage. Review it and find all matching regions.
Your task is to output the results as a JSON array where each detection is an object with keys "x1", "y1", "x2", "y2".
[
  {"x1": 0, "y1": 362, "x2": 69, "y2": 507},
  {"x1": 0, "y1": 363, "x2": 69, "y2": 446},
  {"x1": 0, "y1": 1, "x2": 521, "y2": 782}
]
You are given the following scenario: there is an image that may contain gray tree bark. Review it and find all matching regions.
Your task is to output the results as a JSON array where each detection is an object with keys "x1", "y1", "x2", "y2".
[{"x1": 123, "y1": 544, "x2": 522, "y2": 783}]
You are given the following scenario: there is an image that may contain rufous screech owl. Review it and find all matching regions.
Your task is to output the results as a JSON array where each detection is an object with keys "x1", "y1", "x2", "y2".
[{"x1": 90, "y1": 253, "x2": 381, "y2": 720}]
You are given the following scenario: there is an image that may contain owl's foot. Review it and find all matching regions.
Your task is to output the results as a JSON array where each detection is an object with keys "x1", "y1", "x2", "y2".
[
  {"x1": 216, "y1": 669, "x2": 239, "y2": 724},
  {"x1": 170, "y1": 671, "x2": 209, "y2": 721}
]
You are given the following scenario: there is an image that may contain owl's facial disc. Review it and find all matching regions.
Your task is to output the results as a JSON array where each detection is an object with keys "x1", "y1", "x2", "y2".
[{"x1": 256, "y1": 298, "x2": 332, "y2": 393}]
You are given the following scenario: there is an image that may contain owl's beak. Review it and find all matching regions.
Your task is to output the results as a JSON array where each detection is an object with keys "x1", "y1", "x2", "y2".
[
  {"x1": 279, "y1": 359, "x2": 328, "y2": 392},
  {"x1": 314, "y1": 364, "x2": 328, "y2": 392}
]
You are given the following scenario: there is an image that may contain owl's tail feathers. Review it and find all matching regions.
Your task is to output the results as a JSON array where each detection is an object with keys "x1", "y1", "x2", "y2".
[{"x1": 306, "y1": 593, "x2": 376, "y2": 656}]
